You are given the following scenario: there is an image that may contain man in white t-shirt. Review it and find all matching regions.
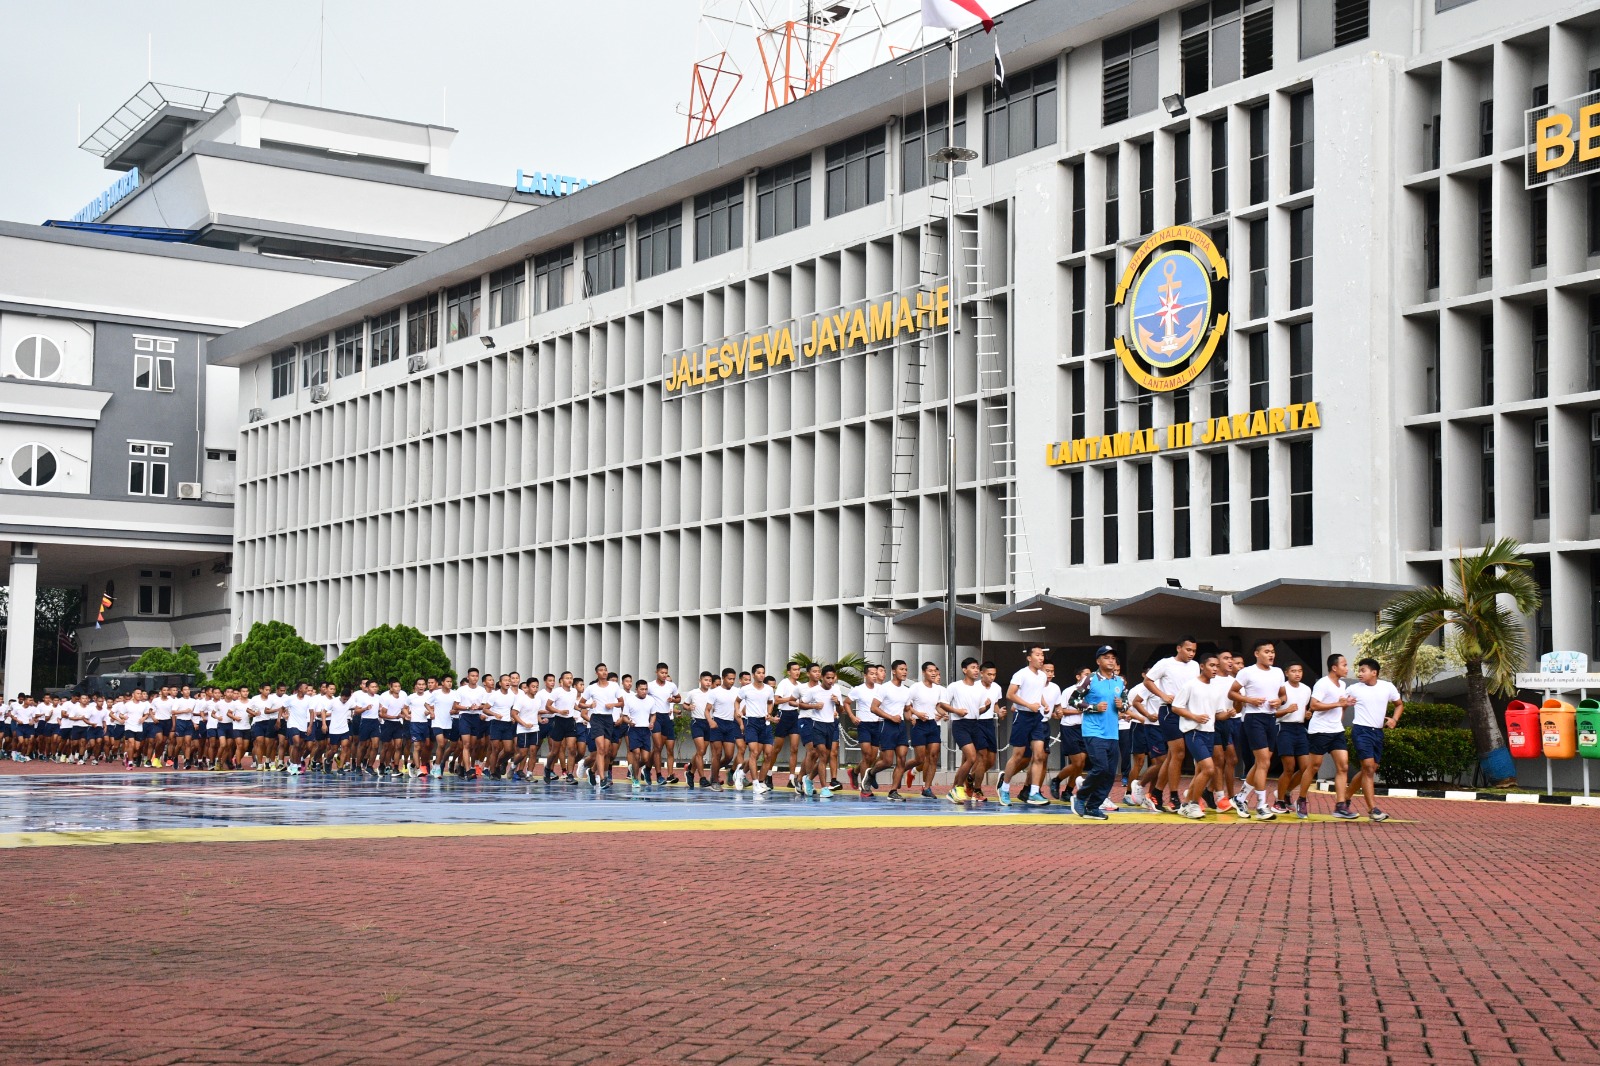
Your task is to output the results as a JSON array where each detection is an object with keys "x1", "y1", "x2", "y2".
[
  {"x1": 584, "y1": 665, "x2": 625, "y2": 791},
  {"x1": 1172, "y1": 653, "x2": 1236, "y2": 818},
  {"x1": 704, "y1": 669, "x2": 741, "y2": 792},
  {"x1": 738, "y1": 664, "x2": 776, "y2": 793},
  {"x1": 1142, "y1": 637, "x2": 1200, "y2": 813},
  {"x1": 682, "y1": 671, "x2": 715, "y2": 789},
  {"x1": 771, "y1": 661, "x2": 807, "y2": 787},
  {"x1": 998, "y1": 646, "x2": 1052, "y2": 807},
  {"x1": 905, "y1": 661, "x2": 952, "y2": 800},
  {"x1": 282, "y1": 682, "x2": 315, "y2": 772},
  {"x1": 647, "y1": 663, "x2": 682, "y2": 785},
  {"x1": 1300, "y1": 653, "x2": 1358, "y2": 819},
  {"x1": 864, "y1": 660, "x2": 912, "y2": 798},
  {"x1": 1346, "y1": 658, "x2": 1403, "y2": 822},
  {"x1": 845, "y1": 664, "x2": 881, "y2": 798},
  {"x1": 375, "y1": 681, "x2": 408, "y2": 775},
  {"x1": 620, "y1": 679, "x2": 656, "y2": 789},
  {"x1": 1229, "y1": 639, "x2": 1286, "y2": 820},
  {"x1": 544, "y1": 672, "x2": 581, "y2": 783},
  {"x1": 1272, "y1": 662, "x2": 1314, "y2": 818},
  {"x1": 796, "y1": 665, "x2": 849, "y2": 798}
]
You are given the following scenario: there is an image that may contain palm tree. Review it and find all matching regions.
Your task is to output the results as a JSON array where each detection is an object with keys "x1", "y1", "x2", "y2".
[
  {"x1": 789, "y1": 651, "x2": 867, "y2": 689},
  {"x1": 1371, "y1": 537, "x2": 1538, "y2": 787}
]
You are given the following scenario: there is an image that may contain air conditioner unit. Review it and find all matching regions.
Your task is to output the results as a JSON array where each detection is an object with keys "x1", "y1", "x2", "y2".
[
  {"x1": 177, "y1": 482, "x2": 202, "y2": 499},
  {"x1": 1534, "y1": 418, "x2": 1549, "y2": 447},
  {"x1": 1481, "y1": 425, "x2": 1494, "y2": 454},
  {"x1": 248, "y1": 408, "x2": 265, "y2": 423},
  {"x1": 310, "y1": 384, "x2": 330, "y2": 403},
  {"x1": 408, "y1": 354, "x2": 429, "y2": 373}
]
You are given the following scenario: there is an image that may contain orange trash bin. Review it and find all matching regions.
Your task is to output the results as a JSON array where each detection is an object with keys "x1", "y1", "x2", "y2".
[{"x1": 1540, "y1": 699, "x2": 1578, "y2": 759}]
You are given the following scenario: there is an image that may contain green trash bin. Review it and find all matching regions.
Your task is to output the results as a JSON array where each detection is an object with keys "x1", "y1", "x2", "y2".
[{"x1": 1578, "y1": 700, "x2": 1600, "y2": 759}]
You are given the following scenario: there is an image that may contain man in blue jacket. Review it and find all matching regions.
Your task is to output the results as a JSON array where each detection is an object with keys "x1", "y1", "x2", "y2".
[{"x1": 1076, "y1": 645, "x2": 1126, "y2": 820}]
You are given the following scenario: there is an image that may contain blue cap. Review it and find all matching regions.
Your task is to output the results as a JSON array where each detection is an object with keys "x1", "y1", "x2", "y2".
[{"x1": 1094, "y1": 644, "x2": 1117, "y2": 659}]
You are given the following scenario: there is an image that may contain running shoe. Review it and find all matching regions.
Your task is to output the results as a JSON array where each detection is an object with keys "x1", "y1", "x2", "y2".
[
  {"x1": 1025, "y1": 788, "x2": 1049, "y2": 807},
  {"x1": 733, "y1": 767, "x2": 746, "y2": 791},
  {"x1": 887, "y1": 789, "x2": 902, "y2": 800},
  {"x1": 709, "y1": 782, "x2": 723, "y2": 792},
  {"x1": 1071, "y1": 796, "x2": 1086, "y2": 817},
  {"x1": 1233, "y1": 787, "x2": 1252, "y2": 811},
  {"x1": 1332, "y1": 804, "x2": 1359, "y2": 820},
  {"x1": 998, "y1": 781, "x2": 1011, "y2": 806},
  {"x1": 830, "y1": 779, "x2": 843, "y2": 791},
  {"x1": 1215, "y1": 795, "x2": 1234, "y2": 813},
  {"x1": 948, "y1": 785, "x2": 968, "y2": 804},
  {"x1": 1271, "y1": 799, "x2": 1291, "y2": 815},
  {"x1": 1100, "y1": 799, "x2": 1118, "y2": 812},
  {"x1": 1048, "y1": 779, "x2": 1062, "y2": 801},
  {"x1": 1138, "y1": 795, "x2": 1159, "y2": 812},
  {"x1": 631, "y1": 778, "x2": 641, "y2": 792},
  {"x1": 1295, "y1": 798, "x2": 1309, "y2": 820},
  {"x1": 859, "y1": 788, "x2": 873, "y2": 799},
  {"x1": 847, "y1": 767, "x2": 859, "y2": 790},
  {"x1": 920, "y1": 787, "x2": 935, "y2": 800},
  {"x1": 818, "y1": 786, "x2": 833, "y2": 799},
  {"x1": 753, "y1": 781, "x2": 770, "y2": 795},
  {"x1": 698, "y1": 776, "x2": 711, "y2": 788},
  {"x1": 1255, "y1": 805, "x2": 1277, "y2": 821},
  {"x1": 1179, "y1": 802, "x2": 1205, "y2": 820},
  {"x1": 802, "y1": 776, "x2": 814, "y2": 797},
  {"x1": 1082, "y1": 809, "x2": 1109, "y2": 820},
  {"x1": 1369, "y1": 808, "x2": 1389, "y2": 822}
]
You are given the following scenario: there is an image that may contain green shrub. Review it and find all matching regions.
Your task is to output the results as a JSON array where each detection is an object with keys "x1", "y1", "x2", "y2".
[
  {"x1": 129, "y1": 644, "x2": 204, "y2": 684},
  {"x1": 1377, "y1": 726, "x2": 1476, "y2": 786},
  {"x1": 326, "y1": 624, "x2": 452, "y2": 692},
  {"x1": 210, "y1": 621, "x2": 327, "y2": 692},
  {"x1": 1398, "y1": 702, "x2": 1467, "y2": 730}
]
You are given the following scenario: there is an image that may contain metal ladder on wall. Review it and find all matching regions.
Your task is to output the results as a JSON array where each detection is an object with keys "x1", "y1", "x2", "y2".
[{"x1": 862, "y1": 197, "x2": 949, "y2": 664}]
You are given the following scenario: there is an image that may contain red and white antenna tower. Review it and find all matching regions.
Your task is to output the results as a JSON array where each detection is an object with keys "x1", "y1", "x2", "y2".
[{"x1": 683, "y1": 1, "x2": 925, "y2": 144}]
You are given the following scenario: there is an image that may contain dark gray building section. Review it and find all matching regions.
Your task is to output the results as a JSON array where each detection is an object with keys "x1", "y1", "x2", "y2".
[{"x1": 89, "y1": 322, "x2": 213, "y2": 505}]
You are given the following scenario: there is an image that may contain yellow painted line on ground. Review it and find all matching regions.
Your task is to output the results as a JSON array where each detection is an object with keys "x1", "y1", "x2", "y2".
[{"x1": 0, "y1": 811, "x2": 1356, "y2": 849}]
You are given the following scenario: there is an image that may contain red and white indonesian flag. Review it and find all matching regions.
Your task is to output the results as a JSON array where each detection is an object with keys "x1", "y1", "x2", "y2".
[{"x1": 921, "y1": 0, "x2": 994, "y2": 32}]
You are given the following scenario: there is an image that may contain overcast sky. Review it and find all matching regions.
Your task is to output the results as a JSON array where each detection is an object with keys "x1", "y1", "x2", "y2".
[{"x1": 0, "y1": 0, "x2": 699, "y2": 224}]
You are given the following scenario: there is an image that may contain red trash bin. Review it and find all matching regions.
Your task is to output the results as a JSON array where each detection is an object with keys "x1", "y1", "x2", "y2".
[{"x1": 1506, "y1": 700, "x2": 1543, "y2": 759}]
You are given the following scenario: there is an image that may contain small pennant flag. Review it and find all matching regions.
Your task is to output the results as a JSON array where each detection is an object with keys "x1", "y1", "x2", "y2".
[
  {"x1": 96, "y1": 588, "x2": 114, "y2": 630},
  {"x1": 921, "y1": 0, "x2": 994, "y2": 32}
]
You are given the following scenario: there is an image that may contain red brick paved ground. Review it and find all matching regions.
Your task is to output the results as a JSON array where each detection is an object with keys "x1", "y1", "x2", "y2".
[{"x1": 1, "y1": 797, "x2": 1598, "y2": 1065}]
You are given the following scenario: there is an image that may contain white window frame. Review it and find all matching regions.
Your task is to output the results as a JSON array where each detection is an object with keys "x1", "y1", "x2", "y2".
[
  {"x1": 134, "y1": 353, "x2": 153, "y2": 390},
  {"x1": 12, "y1": 335, "x2": 64, "y2": 381},
  {"x1": 8, "y1": 442, "x2": 59, "y2": 489},
  {"x1": 155, "y1": 356, "x2": 175, "y2": 392},
  {"x1": 137, "y1": 582, "x2": 174, "y2": 617},
  {"x1": 127, "y1": 440, "x2": 172, "y2": 497}
]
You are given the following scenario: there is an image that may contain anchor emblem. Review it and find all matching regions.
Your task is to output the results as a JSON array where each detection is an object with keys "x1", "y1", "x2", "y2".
[{"x1": 1134, "y1": 255, "x2": 1206, "y2": 365}]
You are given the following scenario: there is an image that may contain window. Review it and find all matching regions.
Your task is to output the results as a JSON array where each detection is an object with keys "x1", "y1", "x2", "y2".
[
  {"x1": 1070, "y1": 161, "x2": 1086, "y2": 252},
  {"x1": 1174, "y1": 387, "x2": 1191, "y2": 424},
  {"x1": 1136, "y1": 462, "x2": 1155, "y2": 560},
  {"x1": 1289, "y1": 322, "x2": 1313, "y2": 405},
  {"x1": 1137, "y1": 141, "x2": 1155, "y2": 235},
  {"x1": 8, "y1": 443, "x2": 57, "y2": 488},
  {"x1": 1592, "y1": 415, "x2": 1600, "y2": 514},
  {"x1": 1210, "y1": 115, "x2": 1229, "y2": 214},
  {"x1": 1590, "y1": 177, "x2": 1600, "y2": 256},
  {"x1": 1289, "y1": 206, "x2": 1313, "y2": 309},
  {"x1": 1290, "y1": 439, "x2": 1313, "y2": 546},
  {"x1": 1181, "y1": 1, "x2": 1273, "y2": 97},
  {"x1": 636, "y1": 206, "x2": 684, "y2": 280},
  {"x1": 1068, "y1": 471, "x2": 1085, "y2": 565},
  {"x1": 1476, "y1": 178, "x2": 1492, "y2": 278},
  {"x1": 1427, "y1": 330, "x2": 1440, "y2": 413},
  {"x1": 369, "y1": 310, "x2": 400, "y2": 368},
  {"x1": 1210, "y1": 451, "x2": 1230, "y2": 554},
  {"x1": 155, "y1": 356, "x2": 175, "y2": 392},
  {"x1": 1248, "y1": 103, "x2": 1269, "y2": 204},
  {"x1": 1479, "y1": 316, "x2": 1494, "y2": 405},
  {"x1": 1534, "y1": 418, "x2": 1550, "y2": 519},
  {"x1": 1533, "y1": 557, "x2": 1553, "y2": 659},
  {"x1": 334, "y1": 324, "x2": 363, "y2": 379},
  {"x1": 301, "y1": 336, "x2": 329, "y2": 390},
  {"x1": 1288, "y1": 91, "x2": 1314, "y2": 193},
  {"x1": 1248, "y1": 331, "x2": 1269, "y2": 409},
  {"x1": 1423, "y1": 191, "x2": 1441, "y2": 289},
  {"x1": 446, "y1": 280, "x2": 482, "y2": 340},
  {"x1": 1530, "y1": 188, "x2": 1547, "y2": 269},
  {"x1": 206, "y1": 449, "x2": 237, "y2": 462},
  {"x1": 533, "y1": 247, "x2": 574, "y2": 313},
  {"x1": 1103, "y1": 21, "x2": 1159, "y2": 125},
  {"x1": 1103, "y1": 256, "x2": 1119, "y2": 351},
  {"x1": 127, "y1": 441, "x2": 170, "y2": 497},
  {"x1": 902, "y1": 101, "x2": 969, "y2": 193},
  {"x1": 1173, "y1": 456, "x2": 1192, "y2": 558},
  {"x1": 1174, "y1": 130, "x2": 1192, "y2": 224},
  {"x1": 1481, "y1": 425, "x2": 1495, "y2": 522},
  {"x1": 270, "y1": 349, "x2": 295, "y2": 399},
  {"x1": 1070, "y1": 268, "x2": 1087, "y2": 357},
  {"x1": 1102, "y1": 467, "x2": 1120, "y2": 564},
  {"x1": 694, "y1": 180, "x2": 744, "y2": 260},
  {"x1": 1069, "y1": 364, "x2": 1086, "y2": 437},
  {"x1": 1531, "y1": 85, "x2": 1548, "y2": 108},
  {"x1": 1589, "y1": 295, "x2": 1600, "y2": 391},
  {"x1": 582, "y1": 226, "x2": 627, "y2": 296},
  {"x1": 1478, "y1": 99, "x2": 1493, "y2": 157},
  {"x1": 756, "y1": 155, "x2": 812, "y2": 240},
  {"x1": 134, "y1": 353, "x2": 152, "y2": 390},
  {"x1": 1532, "y1": 304, "x2": 1548, "y2": 400},
  {"x1": 1429, "y1": 429, "x2": 1443, "y2": 529},
  {"x1": 824, "y1": 129, "x2": 887, "y2": 217},
  {"x1": 1591, "y1": 558, "x2": 1600, "y2": 663},
  {"x1": 489, "y1": 264, "x2": 526, "y2": 326},
  {"x1": 1136, "y1": 391, "x2": 1154, "y2": 431},
  {"x1": 1428, "y1": 112, "x2": 1442, "y2": 171},
  {"x1": 1103, "y1": 149, "x2": 1120, "y2": 245},
  {"x1": 1249, "y1": 445, "x2": 1269, "y2": 550},
  {"x1": 1102, "y1": 359, "x2": 1119, "y2": 433},
  {"x1": 407, "y1": 296, "x2": 439, "y2": 353},
  {"x1": 1249, "y1": 219, "x2": 1268, "y2": 319},
  {"x1": 137, "y1": 584, "x2": 173, "y2": 617},
  {"x1": 1300, "y1": 0, "x2": 1369, "y2": 58},
  {"x1": 12, "y1": 336, "x2": 62, "y2": 380},
  {"x1": 985, "y1": 60, "x2": 1058, "y2": 162},
  {"x1": 1210, "y1": 350, "x2": 1230, "y2": 418}
]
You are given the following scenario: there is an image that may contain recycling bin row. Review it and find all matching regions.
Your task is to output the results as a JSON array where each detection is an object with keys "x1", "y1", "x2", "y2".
[{"x1": 1505, "y1": 699, "x2": 1600, "y2": 760}]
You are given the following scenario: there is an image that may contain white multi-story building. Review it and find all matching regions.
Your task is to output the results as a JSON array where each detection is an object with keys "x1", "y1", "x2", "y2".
[
  {"x1": 0, "y1": 85, "x2": 550, "y2": 692},
  {"x1": 209, "y1": 0, "x2": 1599, "y2": 689}
]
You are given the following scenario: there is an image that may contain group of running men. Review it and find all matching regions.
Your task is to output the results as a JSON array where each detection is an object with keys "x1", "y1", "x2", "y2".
[{"x1": 0, "y1": 638, "x2": 1404, "y2": 819}]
